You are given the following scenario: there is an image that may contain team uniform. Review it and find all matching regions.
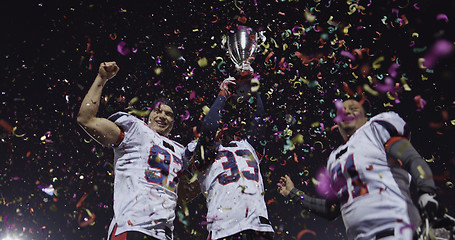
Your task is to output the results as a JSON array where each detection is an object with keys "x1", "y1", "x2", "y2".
[
  {"x1": 106, "y1": 112, "x2": 185, "y2": 240},
  {"x1": 186, "y1": 91, "x2": 274, "y2": 240},
  {"x1": 326, "y1": 111, "x2": 419, "y2": 240},
  {"x1": 186, "y1": 140, "x2": 274, "y2": 239}
]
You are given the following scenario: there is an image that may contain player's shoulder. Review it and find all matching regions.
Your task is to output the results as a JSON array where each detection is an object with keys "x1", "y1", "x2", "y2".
[
  {"x1": 239, "y1": 139, "x2": 255, "y2": 150},
  {"x1": 107, "y1": 111, "x2": 147, "y2": 131},
  {"x1": 369, "y1": 111, "x2": 405, "y2": 128},
  {"x1": 107, "y1": 111, "x2": 140, "y2": 123},
  {"x1": 369, "y1": 111, "x2": 408, "y2": 137},
  {"x1": 154, "y1": 134, "x2": 185, "y2": 154},
  {"x1": 186, "y1": 140, "x2": 198, "y2": 151},
  {"x1": 370, "y1": 111, "x2": 403, "y2": 122}
]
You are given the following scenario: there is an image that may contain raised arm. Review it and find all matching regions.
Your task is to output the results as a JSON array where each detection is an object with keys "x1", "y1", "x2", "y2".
[
  {"x1": 278, "y1": 175, "x2": 341, "y2": 221},
  {"x1": 77, "y1": 62, "x2": 122, "y2": 147},
  {"x1": 191, "y1": 78, "x2": 236, "y2": 171},
  {"x1": 246, "y1": 91, "x2": 265, "y2": 151}
]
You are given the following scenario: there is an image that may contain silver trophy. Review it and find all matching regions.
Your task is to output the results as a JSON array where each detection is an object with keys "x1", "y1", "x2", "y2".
[{"x1": 222, "y1": 25, "x2": 265, "y2": 100}]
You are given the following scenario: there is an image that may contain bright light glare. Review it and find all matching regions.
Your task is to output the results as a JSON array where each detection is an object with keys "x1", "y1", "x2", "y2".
[
  {"x1": 41, "y1": 184, "x2": 55, "y2": 196},
  {"x1": 2, "y1": 235, "x2": 22, "y2": 240},
  {"x1": 240, "y1": 31, "x2": 246, "y2": 50}
]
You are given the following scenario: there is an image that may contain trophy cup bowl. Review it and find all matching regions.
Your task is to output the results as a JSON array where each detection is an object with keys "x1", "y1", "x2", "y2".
[
  {"x1": 224, "y1": 25, "x2": 263, "y2": 101},
  {"x1": 227, "y1": 26, "x2": 258, "y2": 72}
]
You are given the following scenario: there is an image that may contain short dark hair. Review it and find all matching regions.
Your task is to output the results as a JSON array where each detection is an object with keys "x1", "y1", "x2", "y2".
[{"x1": 151, "y1": 98, "x2": 177, "y2": 118}]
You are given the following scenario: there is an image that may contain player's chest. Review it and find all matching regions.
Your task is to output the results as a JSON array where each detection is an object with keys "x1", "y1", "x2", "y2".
[
  {"x1": 203, "y1": 142, "x2": 260, "y2": 185},
  {"x1": 133, "y1": 129, "x2": 179, "y2": 155},
  {"x1": 215, "y1": 142, "x2": 256, "y2": 165},
  {"x1": 328, "y1": 140, "x2": 383, "y2": 178},
  {"x1": 142, "y1": 135, "x2": 184, "y2": 189}
]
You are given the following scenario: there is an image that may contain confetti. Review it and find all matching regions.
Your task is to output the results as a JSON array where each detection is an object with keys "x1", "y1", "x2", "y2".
[
  {"x1": 2, "y1": 0, "x2": 454, "y2": 239},
  {"x1": 422, "y1": 39, "x2": 453, "y2": 69}
]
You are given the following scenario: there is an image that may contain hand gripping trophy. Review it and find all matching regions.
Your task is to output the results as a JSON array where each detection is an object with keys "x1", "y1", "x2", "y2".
[{"x1": 222, "y1": 25, "x2": 265, "y2": 101}]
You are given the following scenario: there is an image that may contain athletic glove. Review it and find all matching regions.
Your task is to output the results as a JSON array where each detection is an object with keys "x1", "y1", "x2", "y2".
[
  {"x1": 418, "y1": 193, "x2": 440, "y2": 221},
  {"x1": 219, "y1": 77, "x2": 236, "y2": 97}
]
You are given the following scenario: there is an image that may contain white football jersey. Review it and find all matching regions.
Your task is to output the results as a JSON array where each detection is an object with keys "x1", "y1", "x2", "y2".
[
  {"x1": 106, "y1": 112, "x2": 185, "y2": 240},
  {"x1": 186, "y1": 140, "x2": 274, "y2": 239},
  {"x1": 327, "y1": 112, "x2": 419, "y2": 239}
]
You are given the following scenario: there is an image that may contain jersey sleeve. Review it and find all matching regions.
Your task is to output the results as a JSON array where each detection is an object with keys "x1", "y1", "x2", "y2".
[
  {"x1": 182, "y1": 141, "x2": 198, "y2": 172},
  {"x1": 288, "y1": 188, "x2": 341, "y2": 221},
  {"x1": 370, "y1": 112, "x2": 410, "y2": 145},
  {"x1": 107, "y1": 112, "x2": 140, "y2": 148}
]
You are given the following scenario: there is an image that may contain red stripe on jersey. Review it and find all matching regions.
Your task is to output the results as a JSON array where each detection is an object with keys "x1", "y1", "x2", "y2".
[
  {"x1": 110, "y1": 224, "x2": 127, "y2": 240},
  {"x1": 384, "y1": 136, "x2": 407, "y2": 151},
  {"x1": 113, "y1": 129, "x2": 125, "y2": 147}
]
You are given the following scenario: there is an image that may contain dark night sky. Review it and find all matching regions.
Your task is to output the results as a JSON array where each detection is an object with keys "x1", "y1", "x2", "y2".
[{"x1": 1, "y1": 0, "x2": 454, "y2": 239}]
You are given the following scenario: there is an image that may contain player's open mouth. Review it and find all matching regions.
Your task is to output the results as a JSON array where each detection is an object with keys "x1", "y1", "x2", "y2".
[{"x1": 155, "y1": 120, "x2": 167, "y2": 128}]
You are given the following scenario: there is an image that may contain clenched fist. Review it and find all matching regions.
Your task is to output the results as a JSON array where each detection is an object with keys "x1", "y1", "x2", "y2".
[{"x1": 98, "y1": 61, "x2": 120, "y2": 81}]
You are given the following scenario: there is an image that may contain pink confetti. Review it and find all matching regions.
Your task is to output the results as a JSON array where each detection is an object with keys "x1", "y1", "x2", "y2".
[
  {"x1": 388, "y1": 63, "x2": 399, "y2": 78},
  {"x1": 315, "y1": 168, "x2": 336, "y2": 199},
  {"x1": 340, "y1": 50, "x2": 356, "y2": 60},
  {"x1": 375, "y1": 77, "x2": 395, "y2": 93},
  {"x1": 180, "y1": 110, "x2": 190, "y2": 121},
  {"x1": 392, "y1": 8, "x2": 399, "y2": 17},
  {"x1": 117, "y1": 41, "x2": 131, "y2": 55},
  {"x1": 423, "y1": 39, "x2": 453, "y2": 68},
  {"x1": 189, "y1": 91, "x2": 196, "y2": 100},
  {"x1": 414, "y1": 95, "x2": 427, "y2": 111},
  {"x1": 436, "y1": 13, "x2": 449, "y2": 22},
  {"x1": 399, "y1": 223, "x2": 415, "y2": 233}
]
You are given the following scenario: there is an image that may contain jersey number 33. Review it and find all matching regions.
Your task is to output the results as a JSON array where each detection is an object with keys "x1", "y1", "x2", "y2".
[{"x1": 216, "y1": 149, "x2": 259, "y2": 185}]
